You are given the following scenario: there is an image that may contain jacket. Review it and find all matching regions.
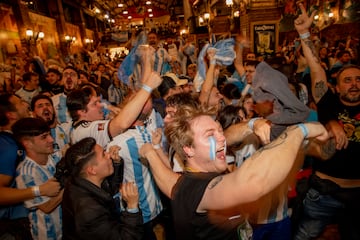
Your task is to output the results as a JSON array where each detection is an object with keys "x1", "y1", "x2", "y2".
[{"x1": 62, "y1": 177, "x2": 143, "y2": 240}]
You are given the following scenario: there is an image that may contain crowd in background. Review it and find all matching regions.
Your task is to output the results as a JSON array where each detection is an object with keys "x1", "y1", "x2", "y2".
[{"x1": 0, "y1": 4, "x2": 359, "y2": 240}]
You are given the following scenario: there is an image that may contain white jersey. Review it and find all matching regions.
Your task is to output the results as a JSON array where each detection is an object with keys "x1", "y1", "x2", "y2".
[
  {"x1": 16, "y1": 153, "x2": 62, "y2": 240},
  {"x1": 52, "y1": 93, "x2": 72, "y2": 124},
  {"x1": 15, "y1": 87, "x2": 41, "y2": 104},
  {"x1": 107, "y1": 110, "x2": 163, "y2": 223},
  {"x1": 51, "y1": 122, "x2": 70, "y2": 152},
  {"x1": 70, "y1": 120, "x2": 110, "y2": 148}
]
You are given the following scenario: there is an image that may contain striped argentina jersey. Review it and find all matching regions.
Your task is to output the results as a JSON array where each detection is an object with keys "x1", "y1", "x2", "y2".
[
  {"x1": 51, "y1": 122, "x2": 70, "y2": 152},
  {"x1": 107, "y1": 109, "x2": 163, "y2": 223},
  {"x1": 15, "y1": 152, "x2": 62, "y2": 240},
  {"x1": 52, "y1": 93, "x2": 71, "y2": 124}
]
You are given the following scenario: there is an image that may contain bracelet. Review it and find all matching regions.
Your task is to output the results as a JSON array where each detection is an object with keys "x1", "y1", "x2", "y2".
[
  {"x1": 127, "y1": 207, "x2": 139, "y2": 213},
  {"x1": 299, "y1": 32, "x2": 310, "y2": 40},
  {"x1": 141, "y1": 84, "x2": 153, "y2": 93},
  {"x1": 296, "y1": 123, "x2": 309, "y2": 139},
  {"x1": 32, "y1": 186, "x2": 41, "y2": 197},
  {"x1": 247, "y1": 117, "x2": 260, "y2": 130},
  {"x1": 152, "y1": 144, "x2": 161, "y2": 150},
  {"x1": 210, "y1": 59, "x2": 216, "y2": 65}
]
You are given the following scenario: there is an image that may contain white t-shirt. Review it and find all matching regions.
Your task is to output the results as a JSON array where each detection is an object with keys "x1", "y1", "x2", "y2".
[{"x1": 70, "y1": 120, "x2": 110, "y2": 148}]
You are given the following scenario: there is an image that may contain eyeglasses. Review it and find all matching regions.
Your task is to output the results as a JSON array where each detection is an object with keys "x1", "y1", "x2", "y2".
[{"x1": 63, "y1": 72, "x2": 77, "y2": 78}]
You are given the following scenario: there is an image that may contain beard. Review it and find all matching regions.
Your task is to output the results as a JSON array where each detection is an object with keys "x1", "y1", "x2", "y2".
[
  {"x1": 340, "y1": 89, "x2": 360, "y2": 104},
  {"x1": 43, "y1": 112, "x2": 56, "y2": 126}
]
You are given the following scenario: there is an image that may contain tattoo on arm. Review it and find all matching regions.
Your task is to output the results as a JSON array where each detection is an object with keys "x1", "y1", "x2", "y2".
[
  {"x1": 320, "y1": 138, "x2": 336, "y2": 160},
  {"x1": 208, "y1": 176, "x2": 223, "y2": 189},
  {"x1": 303, "y1": 38, "x2": 320, "y2": 63},
  {"x1": 314, "y1": 81, "x2": 327, "y2": 100}
]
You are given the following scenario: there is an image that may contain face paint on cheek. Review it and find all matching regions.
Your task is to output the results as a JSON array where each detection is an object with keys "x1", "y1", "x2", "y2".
[{"x1": 208, "y1": 136, "x2": 216, "y2": 161}]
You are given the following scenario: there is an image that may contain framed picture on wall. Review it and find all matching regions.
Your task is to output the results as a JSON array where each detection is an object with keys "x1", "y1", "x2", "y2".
[{"x1": 251, "y1": 21, "x2": 279, "y2": 58}]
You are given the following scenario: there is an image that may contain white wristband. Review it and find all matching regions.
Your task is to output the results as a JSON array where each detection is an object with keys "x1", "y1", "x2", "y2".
[
  {"x1": 248, "y1": 117, "x2": 260, "y2": 130},
  {"x1": 141, "y1": 84, "x2": 153, "y2": 93},
  {"x1": 32, "y1": 186, "x2": 41, "y2": 197},
  {"x1": 127, "y1": 207, "x2": 139, "y2": 213},
  {"x1": 299, "y1": 32, "x2": 310, "y2": 40},
  {"x1": 152, "y1": 144, "x2": 161, "y2": 150}
]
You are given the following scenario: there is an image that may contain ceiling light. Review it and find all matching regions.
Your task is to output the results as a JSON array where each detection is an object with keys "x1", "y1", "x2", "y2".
[
  {"x1": 146, "y1": 1, "x2": 151, "y2": 5},
  {"x1": 123, "y1": 10, "x2": 128, "y2": 14},
  {"x1": 128, "y1": 16, "x2": 132, "y2": 19},
  {"x1": 148, "y1": 8, "x2": 152, "y2": 12},
  {"x1": 149, "y1": 13, "x2": 153, "y2": 17},
  {"x1": 118, "y1": 3, "x2": 124, "y2": 8}
]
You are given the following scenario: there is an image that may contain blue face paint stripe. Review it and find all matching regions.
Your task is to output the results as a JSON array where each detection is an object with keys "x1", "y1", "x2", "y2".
[{"x1": 208, "y1": 136, "x2": 216, "y2": 161}]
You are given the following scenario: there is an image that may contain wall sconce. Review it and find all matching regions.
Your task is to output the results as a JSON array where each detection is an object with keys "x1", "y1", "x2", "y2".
[
  {"x1": 203, "y1": 12, "x2": 210, "y2": 21},
  {"x1": 226, "y1": 0, "x2": 234, "y2": 8},
  {"x1": 25, "y1": 29, "x2": 44, "y2": 45},
  {"x1": 65, "y1": 35, "x2": 76, "y2": 47}
]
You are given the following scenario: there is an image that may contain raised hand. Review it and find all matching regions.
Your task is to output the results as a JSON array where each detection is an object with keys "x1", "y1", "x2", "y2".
[{"x1": 294, "y1": 1, "x2": 317, "y2": 34}]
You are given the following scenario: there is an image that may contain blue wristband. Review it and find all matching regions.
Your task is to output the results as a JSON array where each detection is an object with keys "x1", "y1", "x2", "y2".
[
  {"x1": 296, "y1": 123, "x2": 308, "y2": 138},
  {"x1": 141, "y1": 84, "x2": 152, "y2": 93},
  {"x1": 248, "y1": 117, "x2": 260, "y2": 130},
  {"x1": 127, "y1": 207, "x2": 139, "y2": 213}
]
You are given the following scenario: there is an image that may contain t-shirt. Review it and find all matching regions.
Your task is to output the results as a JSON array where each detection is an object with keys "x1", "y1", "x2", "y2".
[
  {"x1": 315, "y1": 89, "x2": 360, "y2": 179},
  {"x1": 52, "y1": 93, "x2": 71, "y2": 124},
  {"x1": 0, "y1": 132, "x2": 27, "y2": 220},
  {"x1": 172, "y1": 172, "x2": 243, "y2": 240},
  {"x1": 107, "y1": 110, "x2": 163, "y2": 223},
  {"x1": 70, "y1": 120, "x2": 111, "y2": 148},
  {"x1": 16, "y1": 154, "x2": 62, "y2": 239}
]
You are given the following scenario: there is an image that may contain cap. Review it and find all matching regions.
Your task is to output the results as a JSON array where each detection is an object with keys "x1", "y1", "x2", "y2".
[{"x1": 164, "y1": 72, "x2": 188, "y2": 86}]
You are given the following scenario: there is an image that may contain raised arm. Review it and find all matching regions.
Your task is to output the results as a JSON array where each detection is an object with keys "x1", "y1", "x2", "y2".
[
  {"x1": 139, "y1": 143, "x2": 180, "y2": 198},
  {"x1": 199, "y1": 122, "x2": 329, "y2": 211},
  {"x1": 294, "y1": 2, "x2": 327, "y2": 104},
  {"x1": 108, "y1": 70, "x2": 162, "y2": 137},
  {"x1": 233, "y1": 35, "x2": 248, "y2": 77},
  {"x1": 198, "y1": 48, "x2": 217, "y2": 107}
]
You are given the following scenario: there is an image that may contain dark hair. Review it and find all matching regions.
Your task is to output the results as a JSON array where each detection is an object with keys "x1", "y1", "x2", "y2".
[
  {"x1": 12, "y1": 117, "x2": 50, "y2": 143},
  {"x1": 336, "y1": 50, "x2": 350, "y2": 59},
  {"x1": 221, "y1": 83, "x2": 241, "y2": 100},
  {"x1": 244, "y1": 60, "x2": 260, "y2": 68},
  {"x1": 157, "y1": 76, "x2": 176, "y2": 98},
  {"x1": 336, "y1": 65, "x2": 360, "y2": 85},
  {"x1": 31, "y1": 94, "x2": 53, "y2": 111},
  {"x1": 22, "y1": 72, "x2": 38, "y2": 83},
  {"x1": 217, "y1": 105, "x2": 242, "y2": 130},
  {"x1": 0, "y1": 93, "x2": 16, "y2": 126},
  {"x1": 66, "y1": 88, "x2": 94, "y2": 122},
  {"x1": 78, "y1": 70, "x2": 89, "y2": 79},
  {"x1": 63, "y1": 66, "x2": 79, "y2": 78},
  {"x1": 47, "y1": 68, "x2": 61, "y2": 77},
  {"x1": 65, "y1": 137, "x2": 97, "y2": 178}
]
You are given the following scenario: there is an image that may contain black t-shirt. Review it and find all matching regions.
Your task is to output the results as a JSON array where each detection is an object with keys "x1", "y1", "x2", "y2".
[
  {"x1": 315, "y1": 90, "x2": 360, "y2": 179},
  {"x1": 171, "y1": 172, "x2": 242, "y2": 240}
]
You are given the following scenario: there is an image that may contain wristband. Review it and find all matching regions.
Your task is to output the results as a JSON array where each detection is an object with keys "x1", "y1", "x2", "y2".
[
  {"x1": 210, "y1": 59, "x2": 216, "y2": 65},
  {"x1": 127, "y1": 207, "x2": 139, "y2": 213},
  {"x1": 296, "y1": 123, "x2": 309, "y2": 139},
  {"x1": 152, "y1": 144, "x2": 161, "y2": 150},
  {"x1": 32, "y1": 186, "x2": 41, "y2": 197},
  {"x1": 299, "y1": 32, "x2": 310, "y2": 40},
  {"x1": 141, "y1": 84, "x2": 153, "y2": 93},
  {"x1": 247, "y1": 117, "x2": 260, "y2": 130}
]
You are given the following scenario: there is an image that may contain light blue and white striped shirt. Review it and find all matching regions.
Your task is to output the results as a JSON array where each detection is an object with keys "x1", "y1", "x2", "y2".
[
  {"x1": 108, "y1": 109, "x2": 163, "y2": 223},
  {"x1": 16, "y1": 153, "x2": 62, "y2": 240}
]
